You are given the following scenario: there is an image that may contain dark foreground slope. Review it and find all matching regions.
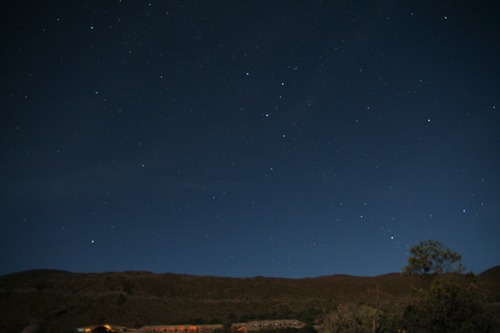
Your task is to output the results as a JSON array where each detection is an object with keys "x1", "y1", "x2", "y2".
[{"x1": 1, "y1": 267, "x2": 499, "y2": 333}]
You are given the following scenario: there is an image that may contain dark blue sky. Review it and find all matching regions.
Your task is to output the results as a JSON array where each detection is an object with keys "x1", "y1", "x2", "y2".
[{"x1": 1, "y1": 0, "x2": 499, "y2": 278}]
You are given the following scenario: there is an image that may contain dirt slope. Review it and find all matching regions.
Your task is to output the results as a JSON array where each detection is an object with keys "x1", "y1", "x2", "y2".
[{"x1": 1, "y1": 267, "x2": 498, "y2": 333}]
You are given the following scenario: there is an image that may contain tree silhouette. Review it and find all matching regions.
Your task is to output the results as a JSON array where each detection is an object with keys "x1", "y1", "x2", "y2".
[
  {"x1": 399, "y1": 240, "x2": 495, "y2": 332},
  {"x1": 403, "y1": 239, "x2": 464, "y2": 277}
]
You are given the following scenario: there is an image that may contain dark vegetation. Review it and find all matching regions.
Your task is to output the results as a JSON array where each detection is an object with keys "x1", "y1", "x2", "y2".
[
  {"x1": 395, "y1": 240, "x2": 498, "y2": 332},
  {"x1": 1, "y1": 266, "x2": 499, "y2": 333}
]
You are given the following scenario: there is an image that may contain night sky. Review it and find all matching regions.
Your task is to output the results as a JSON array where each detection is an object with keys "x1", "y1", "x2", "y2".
[{"x1": 1, "y1": 0, "x2": 499, "y2": 278}]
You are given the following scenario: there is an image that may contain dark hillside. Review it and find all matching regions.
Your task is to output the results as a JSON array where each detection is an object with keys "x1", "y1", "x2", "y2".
[
  {"x1": 1, "y1": 268, "x2": 498, "y2": 333},
  {"x1": 479, "y1": 265, "x2": 500, "y2": 305}
]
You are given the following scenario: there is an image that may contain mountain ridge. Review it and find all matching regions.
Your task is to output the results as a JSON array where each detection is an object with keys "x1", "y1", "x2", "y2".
[{"x1": 1, "y1": 266, "x2": 499, "y2": 332}]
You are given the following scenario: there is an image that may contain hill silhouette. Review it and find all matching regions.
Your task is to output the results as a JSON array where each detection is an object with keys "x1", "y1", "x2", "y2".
[{"x1": 1, "y1": 267, "x2": 499, "y2": 332}]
